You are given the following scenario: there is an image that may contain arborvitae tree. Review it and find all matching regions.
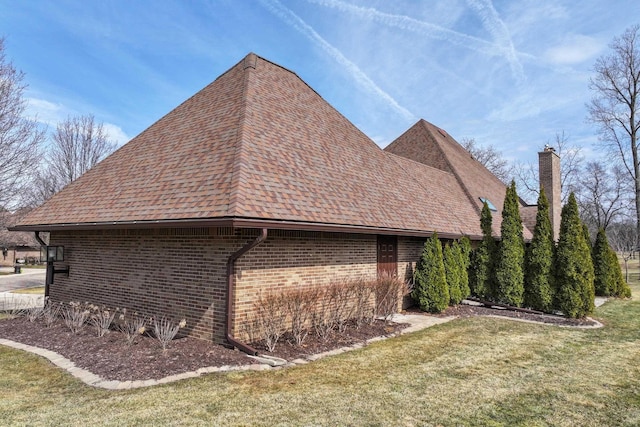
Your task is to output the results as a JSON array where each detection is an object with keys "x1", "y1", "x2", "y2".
[
  {"x1": 469, "y1": 202, "x2": 496, "y2": 299},
  {"x1": 610, "y1": 247, "x2": 632, "y2": 298},
  {"x1": 413, "y1": 233, "x2": 449, "y2": 313},
  {"x1": 583, "y1": 223, "x2": 593, "y2": 253},
  {"x1": 555, "y1": 193, "x2": 595, "y2": 318},
  {"x1": 524, "y1": 187, "x2": 555, "y2": 312},
  {"x1": 459, "y1": 236, "x2": 472, "y2": 299},
  {"x1": 593, "y1": 228, "x2": 616, "y2": 296},
  {"x1": 444, "y1": 242, "x2": 463, "y2": 305},
  {"x1": 495, "y1": 181, "x2": 525, "y2": 306}
]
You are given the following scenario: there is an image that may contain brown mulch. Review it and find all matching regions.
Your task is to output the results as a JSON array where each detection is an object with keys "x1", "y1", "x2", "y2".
[
  {"x1": 0, "y1": 317, "x2": 405, "y2": 382},
  {"x1": 0, "y1": 305, "x2": 598, "y2": 382}
]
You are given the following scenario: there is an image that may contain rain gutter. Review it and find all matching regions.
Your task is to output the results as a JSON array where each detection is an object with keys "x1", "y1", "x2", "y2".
[{"x1": 225, "y1": 228, "x2": 268, "y2": 355}]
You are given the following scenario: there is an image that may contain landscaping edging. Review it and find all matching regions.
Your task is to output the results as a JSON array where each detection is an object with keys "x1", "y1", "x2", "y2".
[{"x1": 0, "y1": 312, "x2": 603, "y2": 390}]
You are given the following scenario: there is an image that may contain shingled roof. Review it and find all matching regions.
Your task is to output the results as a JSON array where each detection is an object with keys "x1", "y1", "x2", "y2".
[
  {"x1": 385, "y1": 119, "x2": 534, "y2": 240},
  {"x1": 14, "y1": 53, "x2": 510, "y2": 239}
]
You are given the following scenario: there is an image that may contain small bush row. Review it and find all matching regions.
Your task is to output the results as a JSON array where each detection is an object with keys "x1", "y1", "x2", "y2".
[
  {"x1": 245, "y1": 276, "x2": 407, "y2": 352},
  {"x1": 20, "y1": 302, "x2": 186, "y2": 350}
]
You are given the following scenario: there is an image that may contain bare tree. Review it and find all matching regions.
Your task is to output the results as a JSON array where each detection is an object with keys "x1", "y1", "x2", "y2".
[
  {"x1": 50, "y1": 114, "x2": 115, "y2": 185},
  {"x1": 0, "y1": 37, "x2": 45, "y2": 212},
  {"x1": 608, "y1": 221, "x2": 638, "y2": 282},
  {"x1": 461, "y1": 137, "x2": 513, "y2": 183},
  {"x1": 577, "y1": 161, "x2": 632, "y2": 232},
  {"x1": 587, "y1": 24, "x2": 640, "y2": 246},
  {"x1": 513, "y1": 131, "x2": 583, "y2": 204}
]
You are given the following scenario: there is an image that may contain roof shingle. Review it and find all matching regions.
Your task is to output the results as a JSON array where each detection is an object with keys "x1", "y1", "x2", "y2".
[{"x1": 15, "y1": 53, "x2": 518, "y2": 239}]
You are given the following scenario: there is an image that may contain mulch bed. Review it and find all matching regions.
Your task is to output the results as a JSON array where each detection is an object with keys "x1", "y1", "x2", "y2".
[{"x1": 0, "y1": 305, "x2": 599, "y2": 382}]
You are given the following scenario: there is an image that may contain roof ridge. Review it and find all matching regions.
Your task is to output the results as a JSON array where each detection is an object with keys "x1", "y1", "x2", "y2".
[
  {"x1": 417, "y1": 120, "x2": 484, "y2": 216},
  {"x1": 225, "y1": 54, "x2": 256, "y2": 216}
]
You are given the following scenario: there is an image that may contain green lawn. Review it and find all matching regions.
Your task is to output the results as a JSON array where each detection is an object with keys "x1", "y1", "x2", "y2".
[{"x1": 1, "y1": 268, "x2": 639, "y2": 426}]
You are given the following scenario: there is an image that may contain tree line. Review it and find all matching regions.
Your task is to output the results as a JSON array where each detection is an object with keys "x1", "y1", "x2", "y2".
[
  {"x1": 464, "y1": 25, "x2": 640, "y2": 256},
  {"x1": 412, "y1": 183, "x2": 631, "y2": 318},
  {"x1": 0, "y1": 37, "x2": 116, "y2": 223}
]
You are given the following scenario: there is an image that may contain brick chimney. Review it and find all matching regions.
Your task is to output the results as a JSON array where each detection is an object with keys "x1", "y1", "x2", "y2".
[{"x1": 539, "y1": 146, "x2": 561, "y2": 241}]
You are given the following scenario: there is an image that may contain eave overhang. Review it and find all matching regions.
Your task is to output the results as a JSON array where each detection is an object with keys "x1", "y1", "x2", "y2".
[{"x1": 9, "y1": 216, "x2": 482, "y2": 241}]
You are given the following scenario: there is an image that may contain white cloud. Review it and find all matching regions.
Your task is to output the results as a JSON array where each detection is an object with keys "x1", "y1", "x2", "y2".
[
  {"x1": 102, "y1": 123, "x2": 131, "y2": 147},
  {"x1": 26, "y1": 97, "x2": 130, "y2": 146},
  {"x1": 544, "y1": 34, "x2": 603, "y2": 65},
  {"x1": 25, "y1": 97, "x2": 67, "y2": 125}
]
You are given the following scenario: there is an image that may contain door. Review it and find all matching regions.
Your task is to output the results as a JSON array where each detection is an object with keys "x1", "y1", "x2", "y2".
[{"x1": 377, "y1": 235, "x2": 397, "y2": 278}]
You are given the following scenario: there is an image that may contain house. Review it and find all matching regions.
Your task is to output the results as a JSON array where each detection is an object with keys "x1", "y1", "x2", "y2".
[
  {"x1": 11, "y1": 53, "x2": 560, "y2": 349},
  {"x1": 1, "y1": 210, "x2": 42, "y2": 267}
]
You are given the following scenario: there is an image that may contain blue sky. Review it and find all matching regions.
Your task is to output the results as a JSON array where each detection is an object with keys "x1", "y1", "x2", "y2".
[{"x1": 1, "y1": 0, "x2": 639, "y2": 165}]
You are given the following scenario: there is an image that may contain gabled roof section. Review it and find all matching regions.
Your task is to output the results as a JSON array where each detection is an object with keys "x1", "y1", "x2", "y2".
[
  {"x1": 15, "y1": 54, "x2": 481, "y2": 238},
  {"x1": 385, "y1": 119, "x2": 533, "y2": 239}
]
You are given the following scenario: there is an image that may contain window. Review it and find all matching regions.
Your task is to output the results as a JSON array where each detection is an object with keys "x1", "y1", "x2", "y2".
[{"x1": 479, "y1": 197, "x2": 497, "y2": 211}]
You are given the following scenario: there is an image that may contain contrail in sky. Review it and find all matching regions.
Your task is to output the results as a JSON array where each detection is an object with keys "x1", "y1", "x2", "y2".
[
  {"x1": 311, "y1": 0, "x2": 528, "y2": 83},
  {"x1": 259, "y1": 0, "x2": 415, "y2": 122}
]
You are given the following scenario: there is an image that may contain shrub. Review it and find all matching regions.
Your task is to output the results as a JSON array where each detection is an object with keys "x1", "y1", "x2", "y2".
[
  {"x1": 375, "y1": 273, "x2": 406, "y2": 323},
  {"x1": 554, "y1": 193, "x2": 595, "y2": 318},
  {"x1": 285, "y1": 286, "x2": 318, "y2": 345},
  {"x1": 593, "y1": 228, "x2": 616, "y2": 296},
  {"x1": 26, "y1": 306, "x2": 44, "y2": 323},
  {"x1": 312, "y1": 287, "x2": 334, "y2": 341},
  {"x1": 153, "y1": 316, "x2": 186, "y2": 351},
  {"x1": 610, "y1": 248, "x2": 632, "y2": 298},
  {"x1": 42, "y1": 302, "x2": 61, "y2": 328},
  {"x1": 413, "y1": 233, "x2": 449, "y2": 313},
  {"x1": 116, "y1": 309, "x2": 148, "y2": 345},
  {"x1": 470, "y1": 202, "x2": 497, "y2": 299},
  {"x1": 495, "y1": 181, "x2": 525, "y2": 306},
  {"x1": 458, "y1": 237, "x2": 472, "y2": 300},
  {"x1": 444, "y1": 243, "x2": 463, "y2": 305},
  {"x1": 352, "y1": 277, "x2": 375, "y2": 328},
  {"x1": 254, "y1": 291, "x2": 287, "y2": 352},
  {"x1": 524, "y1": 187, "x2": 555, "y2": 312},
  {"x1": 327, "y1": 280, "x2": 356, "y2": 333},
  {"x1": 89, "y1": 305, "x2": 116, "y2": 337},
  {"x1": 62, "y1": 302, "x2": 90, "y2": 334}
]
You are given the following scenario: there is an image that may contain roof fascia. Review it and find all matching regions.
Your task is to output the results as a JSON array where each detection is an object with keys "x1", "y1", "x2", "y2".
[{"x1": 9, "y1": 217, "x2": 482, "y2": 240}]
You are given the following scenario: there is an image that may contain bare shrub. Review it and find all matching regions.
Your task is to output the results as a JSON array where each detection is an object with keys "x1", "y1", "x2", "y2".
[
  {"x1": 254, "y1": 291, "x2": 287, "y2": 352},
  {"x1": 352, "y1": 277, "x2": 376, "y2": 328},
  {"x1": 241, "y1": 315, "x2": 261, "y2": 345},
  {"x1": 285, "y1": 286, "x2": 319, "y2": 346},
  {"x1": 42, "y1": 302, "x2": 61, "y2": 328},
  {"x1": 62, "y1": 302, "x2": 90, "y2": 334},
  {"x1": 152, "y1": 316, "x2": 186, "y2": 351},
  {"x1": 375, "y1": 274, "x2": 407, "y2": 324},
  {"x1": 116, "y1": 310, "x2": 148, "y2": 346},
  {"x1": 89, "y1": 305, "x2": 115, "y2": 337},
  {"x1": 312, "y1": 287, "x2": 334, "y2": 341},
  {"x1": 26, "y1": 306, "x2": 44, "y2": 322},
  {"x1": 326, "y1": 279, "x2": 357, "y2": 333}
]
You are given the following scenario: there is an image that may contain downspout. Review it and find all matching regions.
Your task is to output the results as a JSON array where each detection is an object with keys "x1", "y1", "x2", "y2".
[
  {"x1": 225, "y1": 228, "x2": 268, "y2": 355},
  {"x1": 34, "y1": 232, "x2": 52, "y2": 299}
]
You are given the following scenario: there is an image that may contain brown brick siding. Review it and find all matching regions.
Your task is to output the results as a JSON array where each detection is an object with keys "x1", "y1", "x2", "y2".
[
  {"x1": 232, "y1": 231, "x2": 376, "y2": 338},
  {"x1": 48, "y1": 228, "x2": 379, "y2": 344}
]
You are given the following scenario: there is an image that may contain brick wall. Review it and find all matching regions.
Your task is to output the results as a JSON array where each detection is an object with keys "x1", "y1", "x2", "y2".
[
  {"x1": 48, "y1": 228, "x2": 378, "y2": 344},
  {"x1": 232, "y1": 230, "x2": 377, "y2": 337}
]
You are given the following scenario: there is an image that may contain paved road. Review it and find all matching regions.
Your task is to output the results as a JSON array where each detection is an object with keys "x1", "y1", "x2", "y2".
[{"x1": 0, "y1": 269, "x2": 46, "y2": 292}]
